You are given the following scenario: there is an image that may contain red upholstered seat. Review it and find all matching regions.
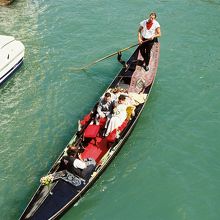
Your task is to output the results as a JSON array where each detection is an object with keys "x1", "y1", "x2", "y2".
[
  {"x1": 84, "y1": 124, "x2": 100, "y2": 138},
  {"x1": 80, "y1": 138, "x2": 109, "y2": 163},
  {"x1": 106, "y1": 129, "x2": 117, "y2": 143},
  {"x1": 99, "y1": 117, "x2": 107, "y2": 128},
  {"x1": 80, "y1": 113, "x2": 91, "y2": 126}
]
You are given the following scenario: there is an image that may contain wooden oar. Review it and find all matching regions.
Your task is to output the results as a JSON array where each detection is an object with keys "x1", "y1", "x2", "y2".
[{"x1": 70, "y1": 43, "x2": 140, "y2": 71}]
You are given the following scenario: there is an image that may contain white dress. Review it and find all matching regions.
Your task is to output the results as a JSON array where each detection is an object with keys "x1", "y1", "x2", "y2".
[{"x1": 105, "y1": 103, "x2": 127, "y2": 136}]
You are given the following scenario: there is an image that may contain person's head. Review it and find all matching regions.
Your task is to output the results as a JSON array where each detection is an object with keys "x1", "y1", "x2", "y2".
[
  {"x1": 67, "y1": 145, "x2": 79, "y2": 157},
  {"x1": 118, "y1": 94, "x2": 126, "y2": 104},
  {"x1": 120, "y1": 88, "x2": 127, "y2": 93},
  {"x1": 104, "y1": 92, "x2": 111, "y2": 102},
  {"x1": 148, "y1": 12, "x2": 157, "y2": 21},
  {"x1": 111, "y1": 87, "x2": 119, "y2": 94}
]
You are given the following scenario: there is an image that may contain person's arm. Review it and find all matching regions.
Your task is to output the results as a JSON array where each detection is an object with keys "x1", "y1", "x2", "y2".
[
  {"x1": 154, "y1": 27, "x2": 161, "y2": 38},
  {"x1": 78, "y1": 153, "x2": 83, "y2": 161},
  {"x1": 97, "y1": 101, "x2": 105, "y2": 118},
  {"x1": 138, "y1": 26, "x2": 143, "y2": 44},
  {"x1": 97, "y1": 103, "x2": 102, "y2": 115},
  {"x1": 147, "y1": 26, "x2": 161, "y2": 41}
]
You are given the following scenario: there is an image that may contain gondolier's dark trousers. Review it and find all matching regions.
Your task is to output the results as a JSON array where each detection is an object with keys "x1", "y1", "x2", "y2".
[{"x1": 139, "y1": 38, "x2": 158, "y2": 66}]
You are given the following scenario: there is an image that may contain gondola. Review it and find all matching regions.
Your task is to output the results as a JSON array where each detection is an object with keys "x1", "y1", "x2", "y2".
[{"x1": 19, "y1": 42, "x2": 160, "y2": 220}]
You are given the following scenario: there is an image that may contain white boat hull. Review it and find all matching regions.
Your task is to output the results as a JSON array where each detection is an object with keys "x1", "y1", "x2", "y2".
[{"x1": 0, "y1": 35, "x2": 25, "y2": 84}]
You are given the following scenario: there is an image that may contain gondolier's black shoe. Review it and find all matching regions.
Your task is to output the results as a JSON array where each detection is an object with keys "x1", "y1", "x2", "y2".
[{"x1": 143, "y1": 65, "x2": 149, "y2": 71}]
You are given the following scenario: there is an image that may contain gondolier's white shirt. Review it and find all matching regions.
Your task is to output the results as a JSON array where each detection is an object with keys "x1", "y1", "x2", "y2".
[{"x1": 140, "y1": 19, "x2": 160, "y2": 39}]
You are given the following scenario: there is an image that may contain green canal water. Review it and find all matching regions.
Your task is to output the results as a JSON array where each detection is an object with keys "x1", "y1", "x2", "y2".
[{"x1": 0, "y1": 0, "x2": 220, "y2": 219}]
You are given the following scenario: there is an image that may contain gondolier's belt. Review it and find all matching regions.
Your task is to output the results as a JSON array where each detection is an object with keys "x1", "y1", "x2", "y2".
[{"x1": 142, "y1": 37, "x2": 158, "y2": 43}]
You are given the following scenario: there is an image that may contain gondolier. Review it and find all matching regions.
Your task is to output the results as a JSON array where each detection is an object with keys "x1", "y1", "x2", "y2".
[{"x1": 138, "y1": 11, "x2": 161, "y2": 69}]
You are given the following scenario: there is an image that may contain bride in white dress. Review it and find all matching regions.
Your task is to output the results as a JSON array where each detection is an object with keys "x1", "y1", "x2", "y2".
[{"x1": 105, "y1": 94, "x2": 127, "y2": 136}]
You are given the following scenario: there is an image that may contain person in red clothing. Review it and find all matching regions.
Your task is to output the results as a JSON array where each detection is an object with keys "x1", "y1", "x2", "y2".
[{"x1": 138, "y1": 12, "x2": 161, "y2": 69}]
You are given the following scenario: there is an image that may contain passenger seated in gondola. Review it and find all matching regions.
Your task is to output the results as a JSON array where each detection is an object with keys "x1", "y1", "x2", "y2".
[
  {"x1": 107, "y1": 87, "x2": 128, "y2": 102},
  {"x1": 105, "y1": 94, "x2": 128, "y2": 137},
  {"x1": 60, "y1": 149, "x2": 96, "y2": 181},
  {"x1": 67, "y1": 145, "x2": 84, "y2": 158},
  {"x1": 95, "y1": 92, "x2": 114, "y2": 125}
]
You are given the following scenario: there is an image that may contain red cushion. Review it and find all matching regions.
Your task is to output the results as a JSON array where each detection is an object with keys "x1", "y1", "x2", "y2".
[
  {"x1": 118, "y1": 120, "x2": 128, "y2": 131},
  {"x1": 80, "y1": 113, "x2": 91, "y2": 126},
  {"x1": 80, "y1": 138, "x2": 109, "y2": 163},
  {"x1": 107, "y1": 120, "x2": 129, "y2": 143},
  {"x1": 99, "y1": 117, "x2": 107, "y2": 128},
  {"x1": 84, "y1": 124, "x2": 100, "y2": 138},
  {"x1": 106, "y1": 129, "x2": 117, "y2": 143}
]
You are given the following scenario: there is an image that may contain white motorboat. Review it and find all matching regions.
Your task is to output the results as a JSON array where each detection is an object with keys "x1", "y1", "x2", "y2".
[{"x1": 0, "y1": 35, "x2": 25, "y2": 85}]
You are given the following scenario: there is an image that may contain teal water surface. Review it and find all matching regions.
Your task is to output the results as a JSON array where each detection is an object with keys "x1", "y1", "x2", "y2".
[{"x1": 0, "y1": 0, "x2": 220, "y2": 219}]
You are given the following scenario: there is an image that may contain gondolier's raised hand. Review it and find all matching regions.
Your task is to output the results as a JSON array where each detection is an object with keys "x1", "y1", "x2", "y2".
[
  {"x1": 138, "y1": 39, "x2": 143, "y2": 45},
  {"x1": 138, "y1": 25, "x2": 143, "y2": 45},
  {"x1": 138, "y1": 35, "x2": 143, "y2": 45}
]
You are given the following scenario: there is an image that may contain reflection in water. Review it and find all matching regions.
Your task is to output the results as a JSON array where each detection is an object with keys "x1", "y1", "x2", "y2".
[
  {"x1": 0, "y1": 1, "x2": 47, "y2": 39},
  {"x1": 0, "y1": 3, "x2": 50, "y2": 219}
]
